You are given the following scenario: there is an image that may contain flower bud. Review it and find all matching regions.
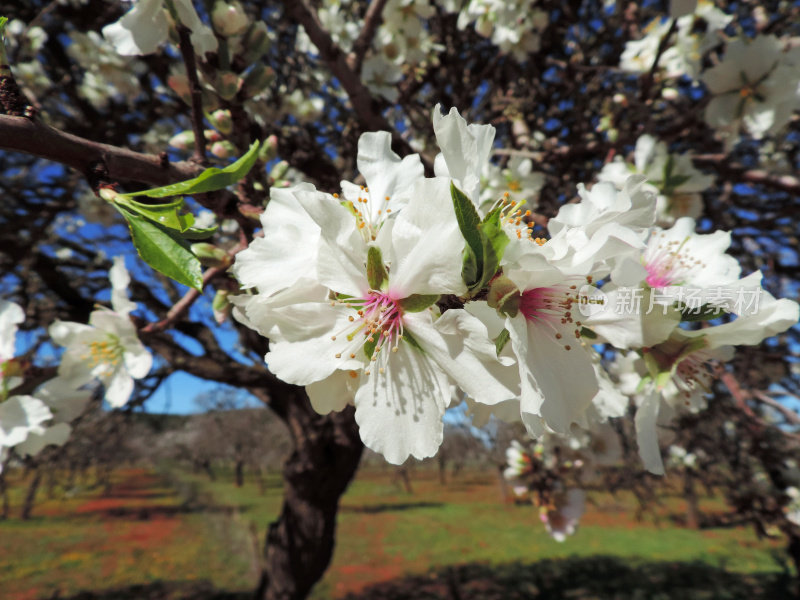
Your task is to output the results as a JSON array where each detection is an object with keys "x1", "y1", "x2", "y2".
[
  {"x1": 97, "y1": 187, "x2": 119, "y2": 203},
  {"x1": 212, "y1": 289, "x2": 232, "y2": 324},
  {"x1": 191, "y1": 243, "x2": 230, "y2": 267},
  {"x1": 167, "y1": 73, "x2": 191, "y2": 99},
  {"x1": 210, "y1": 140, "x2": 236, "y2": 159},
  {"x1": 215, "y1": 71, "x2": 243, "y2": 101},
  {"x1": 169, "y1": 130, "x2": 195, "y2": 150},
  {"x1": 269, "y1": 160, "x2": 289, "y2": 182},
  {"x1": 258, "y1": 134, "x2": 279, "y2": 162},
  {"x1": 212, "y1": 1, "x2": 249, "y2": 37},
  {"x1": 209, "y1": 109, "x2": 233, "y2": 134},
  {"x1": 241, "y1": 21, "x2": 271, "y2": 62},
  {"x1": 242, "y1": 63, "x2": 275, "y2": 98}
]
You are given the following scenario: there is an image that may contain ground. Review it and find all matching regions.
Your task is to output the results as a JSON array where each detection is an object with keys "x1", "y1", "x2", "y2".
[{"x1": 0, "y1": 466, "x2": 794, "y2": 599}]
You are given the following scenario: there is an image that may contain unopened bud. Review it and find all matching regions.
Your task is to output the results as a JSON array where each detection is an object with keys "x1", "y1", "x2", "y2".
[
  {"x1": 209, "y1": 109, "x2": 233, "y2": 134},
  {"x1": 210, "y1": 140, "x2": 236, "y2": 159},
  {"x1": 212, "y1": 290, "x2": 232, "y2": 324},
  {"x1": 269, "y1": 160, "x2": 289, "y2": 182},
  {"x1": 215, "y1": 71, "x2": 243, "y2": 101},
  {"x1": 98, "y1": 187, "x2": 119, "y2": 203},
  {"x1": 169, "y1": 130, "x2": 195, "y2": 150},
  {"x1": 212, "y1": 1, "x2": 249, "y2": 37},
  {"x1": 241, "y1": 21, "x2": 271, "y2": 62},
  {"x1": 258, "y1": 134, "x2": 279, "y2": 162},
  {"x1": 242, "y1": 63, "x2": 275, "y2": 98},
  {"x1": 167, "y1": 73, "x2": 191, "y2": 99},
  {"x1": 661, "y1": 87, "x2": 679, "y2": 101},
  {"x1": 191, "y1": 243, "x2": 230, "y2": 267}
]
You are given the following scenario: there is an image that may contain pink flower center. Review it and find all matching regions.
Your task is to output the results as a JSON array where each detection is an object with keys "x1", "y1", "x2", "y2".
[
  {"x1": 644, "y1": 233, "x2": 703, "y2": 289},
  {"x1": 519, "y1": 284, "x2": 583, "y2": 351},
  {"x1": 332, "y1": 290, "x2": 405, "y2": 375}
]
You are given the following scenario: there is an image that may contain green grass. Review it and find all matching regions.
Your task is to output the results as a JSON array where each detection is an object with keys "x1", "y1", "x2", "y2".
[{"x1": 0, "y1": 466, "x2": 793, "y2": 599}]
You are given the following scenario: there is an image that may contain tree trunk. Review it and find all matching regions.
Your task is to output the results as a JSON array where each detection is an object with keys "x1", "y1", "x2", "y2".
[
  {"x1": 21, "y1": 467, "x2": 42, "y2": 520},
  {"x1": 787, "y1": 532, "x2": 800, "y2": 582},
  {"x1": 202, "y1": 459, "x2": 216, "y2": 481},
  {"x1": 235, "y1": 459, "x2": 245, "y2": 488},
  {"x1": 0, "y1": 468, "x2": 9, "y2": 520},
  {"x1": 683, "y1": 470, "x2": 700, "y2": 530},
  {"x1": 254, "y1": 387, "x2": 363, "y2": 600}
]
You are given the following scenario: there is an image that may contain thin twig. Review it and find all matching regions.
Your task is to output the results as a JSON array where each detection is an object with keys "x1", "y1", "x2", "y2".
[
  {"x1": 176, "y1": 24, "x2": 208, "y2": 165},
  {"x1": 640, "y1": 18, "x2": 677, "y2": 101},
  {"x1": 348, "y1": 0, "x2": 390, "y2": 74},
  {"x1": 141, "y1": 242, "x2": 245, "y2": 334},
  {"x1": 752, "y1": 390, "x2": 800, "y2": 426}
]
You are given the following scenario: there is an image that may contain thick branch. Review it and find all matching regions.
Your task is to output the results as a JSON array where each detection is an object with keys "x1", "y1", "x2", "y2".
[
  {"x1": 0, "y1": 114, "x2": 201, "y2": 186},
  {"x1": 282, "y1": 0, "x2": 426, "y2": 166},
  {"x1": 693, "y1": 154, "x2": 800, "y2": 196}
]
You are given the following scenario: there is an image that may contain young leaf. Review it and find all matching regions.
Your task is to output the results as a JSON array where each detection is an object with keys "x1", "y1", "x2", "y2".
[
  {"x1": 113, "y1": 195, "x2": 195, "y2": 232},
  {"x1": 120, "y1": 140, "x2": 261, "y2": 199},
  {"x1": 494, "y1": 328, "x2": 510, "y2": 356},
  {"x1": 120, "y1": 209, "x2": 204, "y2": 290},
  {"x1": 473, "y1": 206, "x2": 510, "y2": 293},
  {"x1": 678, "y1": 303, "x2": 726, "y2": 322},
  {"x1": 399, "y1": 294, "x2": 439, "y2": 313},
  {"x1": 366, "y1": 245, "x2": 388, "y2": 290},
  {"x1": 451, "y1": 182, "x2": 484, "y2": 288}
]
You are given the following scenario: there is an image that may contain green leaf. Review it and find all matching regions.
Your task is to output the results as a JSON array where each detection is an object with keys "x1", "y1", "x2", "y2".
[
  {"x1": 580, "y1": 327, "x2": 597, "y2": 340},
  {"x1": 366, "y1": 245, "x2": 388, "y2": 291},
  {"x1": 677, "y1": 303, "x2": 727, "y2": 321},
  {"x1": 399, "y1": 294, "x2": 439, "y2": 313},
  {"x1": 0, "y1": 16, "x2": 8, "y2": 32},
  {"x1": 120, "y1": 209, "x2": 204, "y2": 290},
  {"x1": 462, "y1": 245, "x2": 479, "y2": 291},
  {"x1": 451, "y1": 182, "x2": 484, "y2": 289},
  {"x1": 121, "y1": 141, "x2": 261, "y2": 199},
  {"x1": 451, "y1": 183, "x2": 511, "y2": 296},
  {"x1": 181, "y1": 225, "x2": 219, "y2": 240},
  {"x1": 363, "y1": 336, "x2": 377, "y2": 360},
  {"x1": 494, "y1": 328, "x2": 510, "y2": 356},
  {"x1": 114, "y1": 195, "x2": 195, "y2": 232},
  {"x1": 475, "y1": 206, "x2": 510, "y2": 292},
  {"x1": 451, "y1": 182, "x2": 482, "y2": 260}
]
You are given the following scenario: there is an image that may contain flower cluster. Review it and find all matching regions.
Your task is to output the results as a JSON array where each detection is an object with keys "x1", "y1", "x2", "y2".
[
  {"x1": 231, "y1": 107, "x2": 799, "y2": 469},
  {"x1": 619, "y1": 2, "x2": 800, "y2": 148},
  {"x1": 502, "y1": 427, "x2": 622, "y2": 542},
  {"x1": 1, "y1": 258, "x2": 153, "y2": 471}
]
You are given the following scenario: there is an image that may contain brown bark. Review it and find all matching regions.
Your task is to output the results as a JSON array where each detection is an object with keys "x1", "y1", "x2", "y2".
[
  {"x1": 684, "y1": 470, "x2": 700, "y2": 530},
  {"x1": 254, "y1": 388, "x2": 363, "y2": 600},
  {"x1": 0, "y1": 469, "x2": 9, "y2": 520},
  {"x1": 235, "y1": 459, "x2": 245, "y2": 488},
  {"x1": 21, "y1": 467, "x2": 42, "y2": 520}
]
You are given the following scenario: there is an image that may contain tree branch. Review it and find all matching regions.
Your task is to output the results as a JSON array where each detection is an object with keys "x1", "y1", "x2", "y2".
[
  {"x1": 0, "y1": 114, "x2": 202, "y2": 186},
  {"x1": 176, "y1": 23, "x2": 208, "y2": 165},
  {"x1": 281, "y1": 0, "x2": 427, "y2": 168},
  {"x1": 693, "y1": 154, "x2": 800, "y2": 196},
  {"x1": 347, "y1": 0, "x2": 389, "y2": 74}
]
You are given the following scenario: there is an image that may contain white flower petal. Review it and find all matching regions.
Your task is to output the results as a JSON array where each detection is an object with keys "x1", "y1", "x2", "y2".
[
  {"x1": 635, "y1": 391, "x2": 665, "y2": 475},
  {"x1": 387, "y1": 177, "x2": 468, "y2": 296},
  {"x1": 407, "y1": 309, "x2": 518, "y2": 406},
  {"x1": 102, "y1": 0, "x2": 168, "y2": 56},
  {"x1": 306, "y1": 370, "x2": 356, "y2": 414},
  {"x1": 15, "y1": 423, "x2": 71, "y2": 457},
  {"x1": 0, "y1": 396, "x2": 52, "y2": 448},
  {"x1": 354, "y1": 340, "x2": 449, "y2": 464},
  {"x1": 104, "y1": 368, "x2": 134, "y2": 408}
]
